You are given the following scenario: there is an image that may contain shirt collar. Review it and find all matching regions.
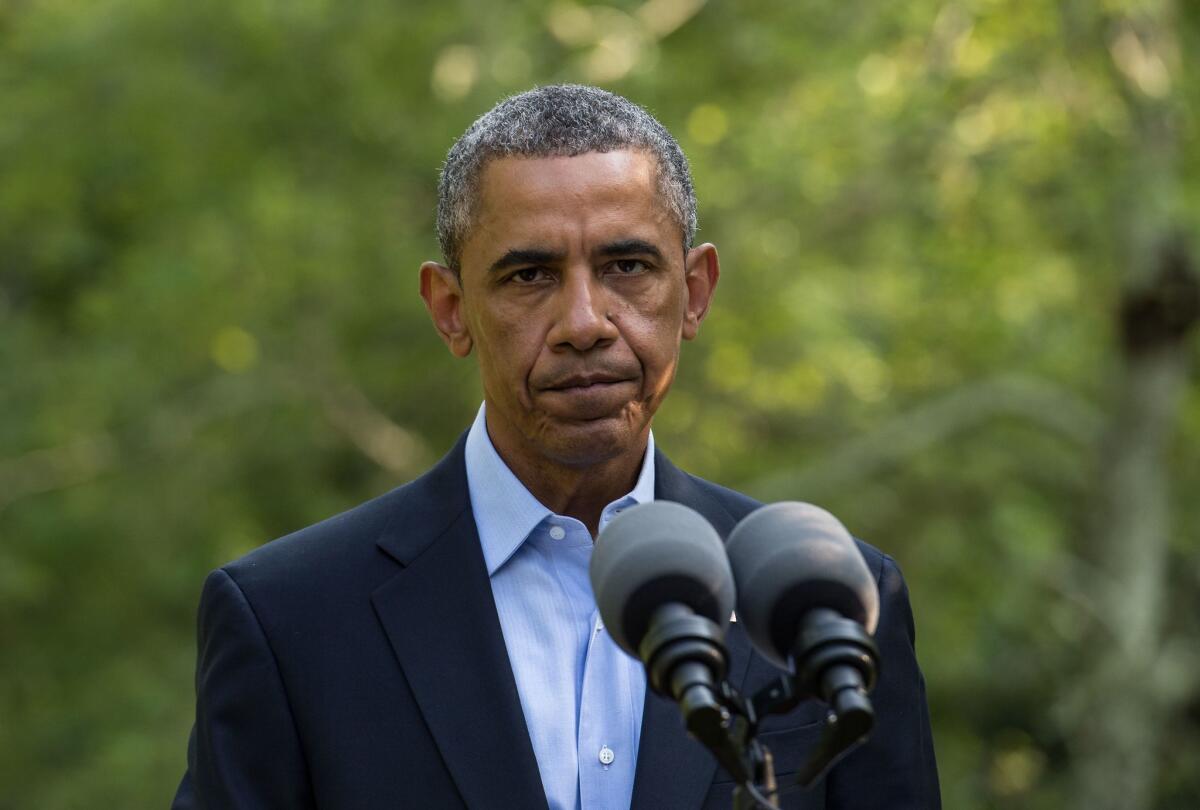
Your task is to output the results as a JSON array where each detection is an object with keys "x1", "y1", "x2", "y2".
[{"x1": 464, "y1": 402, "x2": 656, "y2": 576}]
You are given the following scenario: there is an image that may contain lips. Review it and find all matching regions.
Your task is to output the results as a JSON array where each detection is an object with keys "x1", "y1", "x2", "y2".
[{"x1": 542, "y1": 373, "x2": 631, "y2": 391}]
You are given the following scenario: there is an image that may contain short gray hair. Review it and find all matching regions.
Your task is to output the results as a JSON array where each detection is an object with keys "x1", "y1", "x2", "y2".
[{"x1": 436, "y1": 84, "x2": 698, "y2": 271}]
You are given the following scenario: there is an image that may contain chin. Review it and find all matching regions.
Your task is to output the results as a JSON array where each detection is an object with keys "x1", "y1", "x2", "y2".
[{"x1": 539, "y1": 414, "x2": 642, "y2": 468}]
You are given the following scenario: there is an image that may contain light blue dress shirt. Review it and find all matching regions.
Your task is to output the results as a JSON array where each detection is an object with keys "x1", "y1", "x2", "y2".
[{"x1": 465, "y1": 404, "x2": 651, "y2": 810}]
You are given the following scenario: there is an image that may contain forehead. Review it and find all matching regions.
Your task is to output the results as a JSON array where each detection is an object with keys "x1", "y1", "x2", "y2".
[
  {"x1": 462, "y1": 150, "x2": 677, "y2": 265},
  {"x1": 479, "y1": 149, "x2": 658, "y2": 203}
]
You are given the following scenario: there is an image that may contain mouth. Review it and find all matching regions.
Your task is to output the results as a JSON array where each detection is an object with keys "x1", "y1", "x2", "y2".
[
  {"x1": 536, "y1": 373, "x2": 640, "y2": 419},
  {"x1": 543, "y1": 374, "x2": 631, "y2": 391}
]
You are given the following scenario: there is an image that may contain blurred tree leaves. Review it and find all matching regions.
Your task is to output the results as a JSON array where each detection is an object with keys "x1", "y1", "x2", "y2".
[{"x1": 1, "y1": 0, "x2": 1198, "y2": 807}]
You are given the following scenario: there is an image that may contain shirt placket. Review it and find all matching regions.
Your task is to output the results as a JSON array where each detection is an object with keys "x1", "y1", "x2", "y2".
[{"x1": 577, "y1": 606, "x2": 636, "y2": 810}]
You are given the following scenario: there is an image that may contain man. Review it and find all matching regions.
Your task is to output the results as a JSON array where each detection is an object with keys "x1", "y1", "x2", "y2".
[{"x1": 173, "y1": 85, "x2": 939, "y2": 809}]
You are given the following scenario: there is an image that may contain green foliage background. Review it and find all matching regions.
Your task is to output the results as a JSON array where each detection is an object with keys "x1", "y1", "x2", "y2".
[{"x1": 2, "y1": 0, "x2": 1197, "y2": 807}]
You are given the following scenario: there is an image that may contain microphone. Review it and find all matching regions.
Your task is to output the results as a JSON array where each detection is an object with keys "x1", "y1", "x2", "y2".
[
  {"x1": 726, "y1": 502, "x2": 880, "y2": 784},
  {"x1": 590, "y1": 501, "x2": 737, "y2": 754}
]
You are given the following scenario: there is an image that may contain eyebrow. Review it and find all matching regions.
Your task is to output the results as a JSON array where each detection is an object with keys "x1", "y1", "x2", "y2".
[
  {"x1": 485, "y1": 239, "x2": 667, "y2": 277},
  {"x1": 594, "y1": 239, "x2": 665, "y2": 262},
  {"x1": 487, "y1": 248, "x2": 565, "y2": 276}
]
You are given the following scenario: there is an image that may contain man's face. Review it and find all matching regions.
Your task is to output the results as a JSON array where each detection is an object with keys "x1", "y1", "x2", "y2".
[{"x1": 421, "y1": 149, "x2": 718, "y2": 469}]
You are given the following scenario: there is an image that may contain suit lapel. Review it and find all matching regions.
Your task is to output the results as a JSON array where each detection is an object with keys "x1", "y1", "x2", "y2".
[
  {"x1": 371, "y1": 438, "x2": 549, "y2": 810},
  {"x1": 630, "y1": 452, "x2": 754, "y2": 810}
]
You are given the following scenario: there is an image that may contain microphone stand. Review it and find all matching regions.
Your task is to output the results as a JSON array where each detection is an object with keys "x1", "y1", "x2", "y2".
[{"x1": 675, "y1": 610, "x2": 882, "y2": 809}]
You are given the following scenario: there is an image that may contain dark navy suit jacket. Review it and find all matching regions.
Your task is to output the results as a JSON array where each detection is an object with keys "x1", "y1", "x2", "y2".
[{"x1": 173, "y1": 436, "x2": 940, "y2": 809}]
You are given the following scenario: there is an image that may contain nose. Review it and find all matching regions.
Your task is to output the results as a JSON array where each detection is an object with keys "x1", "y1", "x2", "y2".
[{"x1": 546, "y1": 267, "x2": 619, "y2": 352}]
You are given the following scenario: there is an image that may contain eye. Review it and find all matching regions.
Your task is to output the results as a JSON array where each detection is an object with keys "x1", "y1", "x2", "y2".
[
  {"x1": 510, "y1": 267, "x2": 548, "y2": 284},
  {"x1": 610, "y1": 259, "x2": 649, "y2": 275}
]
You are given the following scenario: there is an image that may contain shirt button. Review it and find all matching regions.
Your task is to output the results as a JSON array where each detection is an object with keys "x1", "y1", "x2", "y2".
[
  {"x1": 598, "y1": 745, "x2": 615, "y2": 765},
  {"x1": 549, "y1": 526, "x2": 566, "y2": 540}
]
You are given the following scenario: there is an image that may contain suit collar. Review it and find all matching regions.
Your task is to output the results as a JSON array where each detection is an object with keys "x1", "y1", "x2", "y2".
[
  {"x1": 371, "y1": 435, "x2": 549, "y2": 810},
  {"x1": 652, "y1": 448, "x2": 740, "y2": 535},
  {"x1": 374, "y1": 432, "x2": 473, "y2": 567}
]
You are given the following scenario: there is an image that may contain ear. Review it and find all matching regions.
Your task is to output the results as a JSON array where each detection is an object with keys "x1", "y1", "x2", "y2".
[
  {"x1": 419, "y1": 261, "x2": 473, "y2": 357},
  {"x1": 681, "y1": 243, "x2": 720, "y2": 341}
]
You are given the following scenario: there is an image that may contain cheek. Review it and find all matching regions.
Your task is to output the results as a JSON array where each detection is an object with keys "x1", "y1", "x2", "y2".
[
  {"x1": 620, "y1": 293, "x2": 685, "y2": 378},
  {"x1": 475, "y1": 308, "x2": 544, "y2": 387}
]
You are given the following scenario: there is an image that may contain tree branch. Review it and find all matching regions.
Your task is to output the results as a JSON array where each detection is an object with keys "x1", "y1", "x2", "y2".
[{"x1": 747, "y1": 373, "x2": 1104, "y2": 502}]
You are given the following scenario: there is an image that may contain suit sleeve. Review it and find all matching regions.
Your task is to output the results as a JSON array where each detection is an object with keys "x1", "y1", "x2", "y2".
[
  {"x1": 825, "y1": 554, "x2": 941, "y2": 809},
  {"x1": 171, "y1": 568, "x2": 315, "y2": 810}
]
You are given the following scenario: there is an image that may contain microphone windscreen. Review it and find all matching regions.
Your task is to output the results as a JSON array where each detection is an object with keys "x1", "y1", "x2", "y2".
[
  {"x1": 591, "y1": 501, "x2": 734, "y2": 658},
  {"x1": 726, "y1": 502, "x2": 879, "y2": 669}
]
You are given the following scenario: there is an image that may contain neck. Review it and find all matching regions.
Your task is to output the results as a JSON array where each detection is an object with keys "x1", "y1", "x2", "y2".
[{"x1": 485, "y1": 418, "x2": 647, "y2": 538}]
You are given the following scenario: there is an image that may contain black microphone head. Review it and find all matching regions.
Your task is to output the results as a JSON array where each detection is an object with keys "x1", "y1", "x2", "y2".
[
  {"x1": 590, "y1": 501, "x2": 735, "y2": 658},
  {"x1": 725, "y1": 502, "x2": 879, "y2": 669}
]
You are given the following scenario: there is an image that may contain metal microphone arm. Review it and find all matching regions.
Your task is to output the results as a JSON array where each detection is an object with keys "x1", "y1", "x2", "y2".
[
  {"x1": 644, "y1": 607, "x2": 880, "y2": 807},
  {"x1": 748, "y1": 608, "x2": 881, "y2": 791}
]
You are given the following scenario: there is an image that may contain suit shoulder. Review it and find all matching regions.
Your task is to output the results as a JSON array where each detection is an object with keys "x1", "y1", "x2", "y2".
[
  {"x1": 682, "y1": 470, "x2": 893, "y2": 580},
  {"x1": 852, "y1": 538, "x2": 890, "y2": 581},
  {"x1": 680, "y1": 473, "x2": 762, "y2": 521},
  {"x1": 221, "y1": 480, "x2": 415, "y2": 589},
  {"x1": 218, "y1": 433, "x2": 471, "y2": 595}
]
